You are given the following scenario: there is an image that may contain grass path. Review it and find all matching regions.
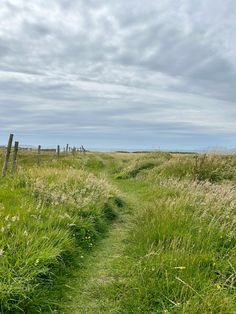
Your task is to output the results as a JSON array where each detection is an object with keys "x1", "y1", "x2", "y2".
[
  {"x1": 62, "y1": 175, "x2": 154, "y2": 314},
  {"x1": 63, "y1": 213, "x2": 132, "y2": 314}
]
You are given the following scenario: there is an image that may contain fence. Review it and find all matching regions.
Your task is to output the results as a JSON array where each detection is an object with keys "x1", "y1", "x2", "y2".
[{"x1": 0, "y1": 134, "x2": 87, "y2": 177}]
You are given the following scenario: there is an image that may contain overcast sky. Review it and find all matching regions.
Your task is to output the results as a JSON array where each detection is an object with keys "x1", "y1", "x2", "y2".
[{"x1": 0, "y1": 0, "x2": 236, "y2": 150}]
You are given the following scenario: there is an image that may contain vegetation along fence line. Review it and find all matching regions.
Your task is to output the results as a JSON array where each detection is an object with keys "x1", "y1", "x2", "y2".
[{"x1": 1, "y1": 133, "x2": 87, "y2": 177}]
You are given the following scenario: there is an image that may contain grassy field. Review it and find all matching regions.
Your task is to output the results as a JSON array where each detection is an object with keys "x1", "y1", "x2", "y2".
[{"x1": 0, "y1": 149, "x2": 236, "y2": 313}]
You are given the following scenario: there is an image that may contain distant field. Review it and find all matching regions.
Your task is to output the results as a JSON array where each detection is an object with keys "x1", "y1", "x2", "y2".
[{"x1": 0, "y1": 149, "x2": 236, "y2": 313}]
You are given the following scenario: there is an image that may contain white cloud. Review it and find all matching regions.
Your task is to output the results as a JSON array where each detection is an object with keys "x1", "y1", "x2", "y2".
[{"x1": 0, "y1": 0, "x2": 235, "y2": 148}]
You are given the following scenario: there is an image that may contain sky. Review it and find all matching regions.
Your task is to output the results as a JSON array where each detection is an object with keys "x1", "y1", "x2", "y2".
[{"x1": 0, "y1": 0, "x2": 236, "y2": 150}]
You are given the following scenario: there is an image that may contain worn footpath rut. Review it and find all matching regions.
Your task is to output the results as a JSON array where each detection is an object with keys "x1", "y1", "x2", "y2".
[
  {"x1": 63, "y1": 180, "x2": 143, "y2": 314},
  {"x1": 64, "y1": 216, "x2": 131, "y2": 313},
  {"x1": 62, "y1": 158, "x2": 155, "y2": 314}
]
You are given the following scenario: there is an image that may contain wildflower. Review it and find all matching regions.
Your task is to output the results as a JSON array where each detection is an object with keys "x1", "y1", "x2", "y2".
[
  {"x1": 5, "y1": 215, "x2": 9, "y2": 221},
  {"x1": 216, "y1": 284, "x2": 221, "y2": 289},
  {"x1": 23, "y1": 230, "x2": 28, "y2": 237},
  {"x1": 11, "y1": 215, "x2": 19, "y2": 222},
  {"x1": 1, "y1": 226, "x2": 5, "y2": 233},
  {"x1": 0, "y1": 249, "x2": 4, "y2": 256}
]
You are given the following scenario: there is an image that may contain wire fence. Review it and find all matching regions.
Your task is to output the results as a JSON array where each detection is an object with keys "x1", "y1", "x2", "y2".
[{"x1": 0, "y1": 134, "x2": 87, "y2": 177}]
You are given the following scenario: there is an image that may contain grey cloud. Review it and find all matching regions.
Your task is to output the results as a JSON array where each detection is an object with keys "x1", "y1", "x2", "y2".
[
  {"x1": 22, "y1": 22, "x2": 51, "y2": 38},
  {"x1": 0, "y1": 0, "x2": 235, "y2": 149}
]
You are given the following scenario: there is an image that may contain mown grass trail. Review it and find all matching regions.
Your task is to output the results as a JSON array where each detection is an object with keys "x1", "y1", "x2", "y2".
[
  {"x1": 63, "y1": 216, "x2": 130, "y2": 314},
  {"x1": 63, "y1": 174, "x2": 158, "y2": 313}
]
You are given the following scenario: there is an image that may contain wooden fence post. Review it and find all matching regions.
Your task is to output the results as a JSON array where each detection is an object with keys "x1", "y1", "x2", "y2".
[
  {"x1": 57, "y1": 145, "x2": 60, "y2": 159},
  {"x1": 2, "y1": 134, "x2": 14, "y2": 177},
  {"x1": 11, "y1": 141, "x2": 19, "y2": 175},
  {"x1": 37, "y1": 145, "x2": 41, "y2": 165},
  {"x1": 66, "y1": 144, "x2": 69, "y2": 154}
]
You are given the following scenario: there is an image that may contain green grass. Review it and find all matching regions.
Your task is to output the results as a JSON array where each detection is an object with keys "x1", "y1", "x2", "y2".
[
  {"x1": 146, "y1": 153, "x2": 236, "y2": 182},
  {"x1": 0, "y1": 152, "x2": 120, "y2": 313},
  {"x1": 104, "y1": 153, "x2": 236, "y2": 313},
  {"x1": 1, "y1": 149, "x2": 236, "y2": 313},
  {"x1": 116, "y1": 186, "x2": 236, "y2": 313}
]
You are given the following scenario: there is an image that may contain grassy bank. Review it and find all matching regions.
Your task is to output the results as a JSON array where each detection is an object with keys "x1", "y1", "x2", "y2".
[
  {"x1": 109, "y1": 153, "x2": 236, "y2": 313},
  {"x1": 0, "y1": 152, "x2": 119, "y2": 313}
]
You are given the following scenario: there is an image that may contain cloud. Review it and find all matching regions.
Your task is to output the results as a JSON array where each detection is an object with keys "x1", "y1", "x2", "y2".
[{"x1": 0, "y1": 0, "x2": 235, "y2": 149}]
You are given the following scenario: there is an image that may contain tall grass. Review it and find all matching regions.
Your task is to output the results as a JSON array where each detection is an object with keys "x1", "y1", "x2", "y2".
[
  {"x1": 1, "y1": 150, "x2": 236, "y2": 313},
  {"x1": 115, "y1": 152, "x2": 171, "y2": 179},
  {"x1": 0, "y1": 160, "x2": 118, "y2": 313},
  {"x1": 114, "y1": 153, "x2": 236, "y2": 313},
  {"x1": 147, "y1": 153, "x2": 236, "y2": 182}
]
